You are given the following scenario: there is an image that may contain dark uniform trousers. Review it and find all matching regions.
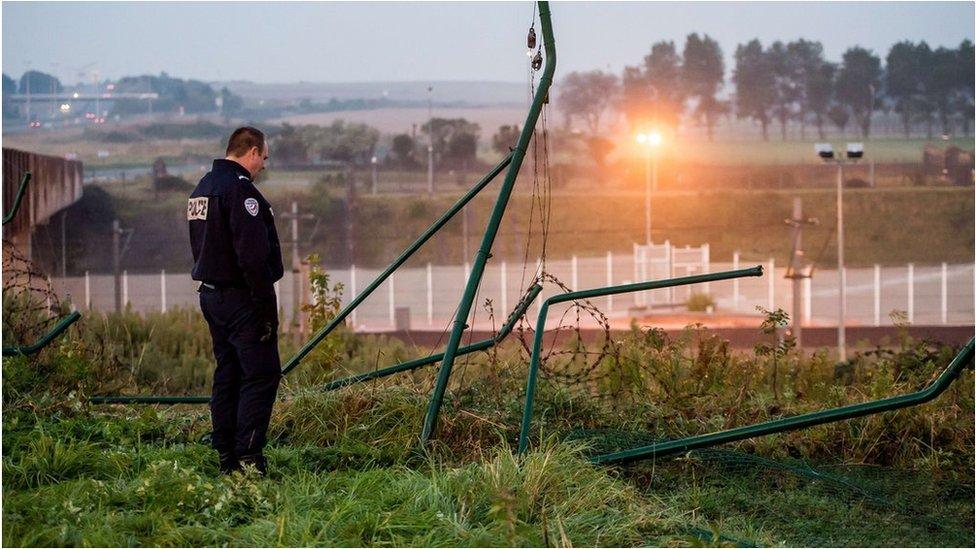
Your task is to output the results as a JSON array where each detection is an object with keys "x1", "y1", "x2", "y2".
[{"x1": 200, "y1": 285, "x2": 281, "y2": 456}]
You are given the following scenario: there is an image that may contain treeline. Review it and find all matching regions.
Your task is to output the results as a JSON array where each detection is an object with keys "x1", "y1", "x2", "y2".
[
  {"x1": 273, "y1": 118, "x2": 516, "y2": 170},
  {"x1": 559, "y1": 37, "x2": 975, "y2": 140},
  {"x1": 1, "y1": 71, "x2": 245, "y2": 118}
]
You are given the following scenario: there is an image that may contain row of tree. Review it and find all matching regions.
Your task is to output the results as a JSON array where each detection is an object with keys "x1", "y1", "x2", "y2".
[
  {"x1": 274, "y1": 118, "x2": 501, "y2": 169},
  {"x1": 1, "y1": 71, "x2": 245, "y2": 118},
  {"x1": 559, "y1": 36, "x2": 975, "y2": 140}
]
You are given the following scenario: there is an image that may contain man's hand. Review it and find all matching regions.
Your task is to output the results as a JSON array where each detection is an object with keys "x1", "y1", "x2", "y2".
[{"x1": 254, "y1": 298, "x2": 278, "y2": 342}]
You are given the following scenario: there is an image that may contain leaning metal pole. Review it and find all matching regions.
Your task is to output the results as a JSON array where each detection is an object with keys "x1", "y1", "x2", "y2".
[
  {"x1": 280, "y1": 152, "x2": 512, "y2": 376},
  {"x1": 591, "y1": 337, "x2": 974, "y2": 465},
  {"x1": 420, "y1": 0, "x2": 556, "y2": 444},
  {"x1": 516, "y1": 266, "x2": 765, "y2": 454}
]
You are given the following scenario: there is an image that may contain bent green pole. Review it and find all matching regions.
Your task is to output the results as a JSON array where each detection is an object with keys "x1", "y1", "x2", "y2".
[
  {"x1": 1, "y1": 310, "x2": 81, "y2": 356},
  {"x1": 421, "y1": 0, "x2": 556, "y2": 444},
  {"x1": 281, "y1": 151, "x2": 513, "y2": 376},
  {"x1": 3, "y1": 172, "x2": 31, "y2": 225},
  {"x1": 517, "y1": 266, "x2": 765, "y2": 454},
  {"x1": 592, "y1": 337, "x2": 975, "y2": 466},
  {"x1": 318, "y1": 283, "x2": 543, "y2": 392}
]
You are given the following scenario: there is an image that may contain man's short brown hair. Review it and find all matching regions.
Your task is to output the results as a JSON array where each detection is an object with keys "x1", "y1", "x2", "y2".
[{"x1": 226, "y1": 126, "x2": 265, "y2": 157}]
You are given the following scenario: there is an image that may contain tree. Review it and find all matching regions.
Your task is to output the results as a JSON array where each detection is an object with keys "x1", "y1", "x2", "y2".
[
  {"x1": 558, "y1": 70, "x2": 619, "y2": 133},
  {"x1": 271, "y1": 124, "x2": 309, "y2": 166},
  {"x1": 806, "y1": 62, "x2": 837, "y2": 139},
  {"x1": 828, "y1": 104, "x2": 850, "y2": 135},
  {"x1": 956, "y1": 40, "x2": 975, "y2": 135},
  {"x1": 422, "y1": 118, "x2": 480, "y2": 168},
  {"x1": 111, "y1": 73, "x2": 219, "y2": 115},
  {"x1": 219, "y1": 86, "x2": 244, "y2": 116},
  {"x1": 924, "y1": 46, "x2": 961, "y2": 135},
  {"x1": 2, "y1": 73, "x2": 18, "y2": 118},
  {"x1": 733, "y1": 39, "x2": 776, "y2": 140},
  {"x1": 643, "y1": 41, "x2": 686, "y2": 131},
  {"x1": 391, "y1": 134, "x2": 417, "y2": 167},
  {"x1": 768, "y1": 41, "x2": 799, "y2": 140},
  {"x1": 885, "y1": 41, "x2": 928, "y2": 137},
  {"x1": 621, "y1": 41, "x2": 686, "y2": 133},
  {"x1": 586, "y1": 136, "x2": 614, "y2": 169},
  {"x1": 491, "y1": 125, "x2": 520, "y2": 155},
  {"x1": 788, "y1": 39, "x2": 827, "y2": 139},
  {"x1": 835, "y1": 47, "x2": 882, "y2": 138},
  {"x1": 682, "y1": 33, "x2": 726, "y2": 141},
  {"x1": 18, "y1": 70, "x2": 62, "y2": 95}
]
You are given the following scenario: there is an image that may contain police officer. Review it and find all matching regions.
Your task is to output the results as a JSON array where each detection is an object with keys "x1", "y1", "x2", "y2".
[{"x1": 188, "y1": 127, "x2": 284, "y2": 475}]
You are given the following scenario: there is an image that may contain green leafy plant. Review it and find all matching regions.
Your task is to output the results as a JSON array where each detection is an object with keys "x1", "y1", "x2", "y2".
[{"x1": 754, "y1": 306, "x2": 797, "y2": 400}]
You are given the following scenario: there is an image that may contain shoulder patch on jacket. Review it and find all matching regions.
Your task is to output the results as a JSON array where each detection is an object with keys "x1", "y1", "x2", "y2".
[
  {"x1": 187, "y1": 197, "x2": 209, "y2": 220},
  {"x1": 244, "y1": 197, "x2": 260, "y2": 217}
]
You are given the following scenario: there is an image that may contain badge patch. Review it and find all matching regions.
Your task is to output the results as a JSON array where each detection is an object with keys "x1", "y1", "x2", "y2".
[
  {"x1": 187, "y1": 197, "x2": 209, "y2": 220},
  {"x1": 244, "y1": 197, "x2": 260, "y2": 217}
]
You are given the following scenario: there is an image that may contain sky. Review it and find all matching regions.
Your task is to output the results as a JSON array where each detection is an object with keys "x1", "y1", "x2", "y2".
[{"x1": 3, "y1": 1, "x2": 974, "y2": 85}]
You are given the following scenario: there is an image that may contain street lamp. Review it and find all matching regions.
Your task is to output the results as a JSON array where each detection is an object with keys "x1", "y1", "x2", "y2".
[
  {"x1": 814, "y1": 141, "x2": 864, "y2": 362},
  {"x1": 636, "y1": 131, "x2": 662, "y2": 245},
  {"x1": 427, "y1": 85, "x2": 434, "y2": 196},
  {"x1": 371, "y1": 156, "x2": 378, "y2": 195}
]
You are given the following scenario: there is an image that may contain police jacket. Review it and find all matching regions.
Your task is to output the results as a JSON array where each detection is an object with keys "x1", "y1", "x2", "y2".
[{"x1": 188, "y1": 159, "x2": 284, "y2": 305}]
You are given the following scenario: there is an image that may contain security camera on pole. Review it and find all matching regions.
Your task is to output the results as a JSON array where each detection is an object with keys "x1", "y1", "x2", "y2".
[{"x1": 814, "y1": 142, "x2": 864, "y2": 362}]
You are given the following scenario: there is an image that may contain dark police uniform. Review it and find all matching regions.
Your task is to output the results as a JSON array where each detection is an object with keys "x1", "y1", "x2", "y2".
[{"x1": 188, "y1": 159, "x2": 284, "y2": 470}]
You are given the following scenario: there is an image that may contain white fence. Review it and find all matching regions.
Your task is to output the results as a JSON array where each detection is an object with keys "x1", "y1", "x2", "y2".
[{"x1": 53, "y1": 252, "x2": 974, "y2": 332}]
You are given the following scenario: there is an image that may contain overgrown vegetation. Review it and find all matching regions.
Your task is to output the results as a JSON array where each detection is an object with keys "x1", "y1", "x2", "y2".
[{"x1": 2, "y1": 302, "x2": 973, "y2": 546}]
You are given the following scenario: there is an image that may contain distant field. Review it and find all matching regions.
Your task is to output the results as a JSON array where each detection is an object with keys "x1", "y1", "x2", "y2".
[
  {"x1": 271, "y1": 105, "x2": 529, "y2": 135},
  {"x1": 2, "y1": 115, "x2": 970, "y2": 170}
]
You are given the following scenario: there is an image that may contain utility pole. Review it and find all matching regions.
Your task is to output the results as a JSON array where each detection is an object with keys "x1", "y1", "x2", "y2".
[
  {"x1": 427, "y1": 85, "x2": 434, "y2": 196},
  {"x1": 60, "y1": 210, "x2": 68, "y2": 279},
  {"x1": 462, "y1": 206, "x2": 470, "y2": 261},
  {"x1": 112, "y1": 219, "x2": 121, "y2": 313},
  {"x1": 784, "y1": 197, "x2": 817, "y2": 348},
  {"x1": 836, "y1": 162, "x2": 846, "y2": 361},
  {"x1": 280, "y1": 201, "x2": 316, "y2": 336},
  {"x1": 346, "y1": 167, "x2": 357, "y2": 266}
]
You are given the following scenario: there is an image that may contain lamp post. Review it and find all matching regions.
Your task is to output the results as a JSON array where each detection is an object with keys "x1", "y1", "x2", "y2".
[
  {"x1": 635, "y1": 131, "x2": 662, "y2": 245},
  {"x1": 427, "y1": 85, "x2": 434, "y2": 196},
  {"x1": 371, "y1": 156, "x2": 378, "y2": 195},
  {"x1": 815, "y1": 142, "x2": 864, "y2": 362}
]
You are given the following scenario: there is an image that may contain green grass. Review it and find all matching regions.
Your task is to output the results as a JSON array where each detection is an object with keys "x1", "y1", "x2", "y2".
[{"x1": 3, "y1": 303, "x2": 974, "y2": 546}]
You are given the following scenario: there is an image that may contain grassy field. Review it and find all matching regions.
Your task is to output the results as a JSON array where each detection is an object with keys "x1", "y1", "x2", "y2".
[
  {"x1": 2, "y1": 299, "x2": 974, "y2": 546},
  {"x1": 4, "y1": 121, "x2": 969, "y2": 169}
]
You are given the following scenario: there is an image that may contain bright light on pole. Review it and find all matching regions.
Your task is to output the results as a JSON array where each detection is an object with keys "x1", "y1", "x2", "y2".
[{"x1": 636, "y1": 131, "x2": 662, "y2": 245}]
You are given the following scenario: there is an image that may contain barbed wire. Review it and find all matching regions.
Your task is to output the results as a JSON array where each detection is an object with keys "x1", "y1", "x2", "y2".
[{"x1": 2, "y1": 239, "x2": 64, "y2": 347}]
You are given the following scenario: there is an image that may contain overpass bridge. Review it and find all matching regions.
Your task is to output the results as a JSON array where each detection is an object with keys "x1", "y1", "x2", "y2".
[{"x1": 2, "y1": 148, "x2": 84, "y2": 258}]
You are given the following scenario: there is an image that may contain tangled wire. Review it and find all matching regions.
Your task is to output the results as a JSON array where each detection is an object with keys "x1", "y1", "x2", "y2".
[{"x1": 2, "y1": 239, "x2": 64, "y2": 347}]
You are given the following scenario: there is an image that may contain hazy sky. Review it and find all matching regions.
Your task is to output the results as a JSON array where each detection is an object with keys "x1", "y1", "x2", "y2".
[{"x1": 3, "y1": 1, "x2": 973, "y2": 85}]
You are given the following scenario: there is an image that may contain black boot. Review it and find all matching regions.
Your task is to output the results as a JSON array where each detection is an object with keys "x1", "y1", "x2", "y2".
[
  {"x1": 218, "y1": 450, "x2": 240, "y2": 475},
  {"x1": 238, "y1": 453, "x2": 267, "y2": 476}
]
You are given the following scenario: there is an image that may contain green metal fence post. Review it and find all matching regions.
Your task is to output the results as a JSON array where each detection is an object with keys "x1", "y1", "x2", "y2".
[
  {"x1": 421, "y1": 0, "x2": 557, "y2": 444},
  {"x1": 591, "y1": 337, "x2": 975, "y2": 465},
  {"x1": 517, "y1": 266, "x2": 765, "y2": 454},
  {"x1": 1, "y1": 310, "x2": 81, "y2": 356},
  {"x1": 2, "y1": 172, "x2": 31, "y2": 225}
]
